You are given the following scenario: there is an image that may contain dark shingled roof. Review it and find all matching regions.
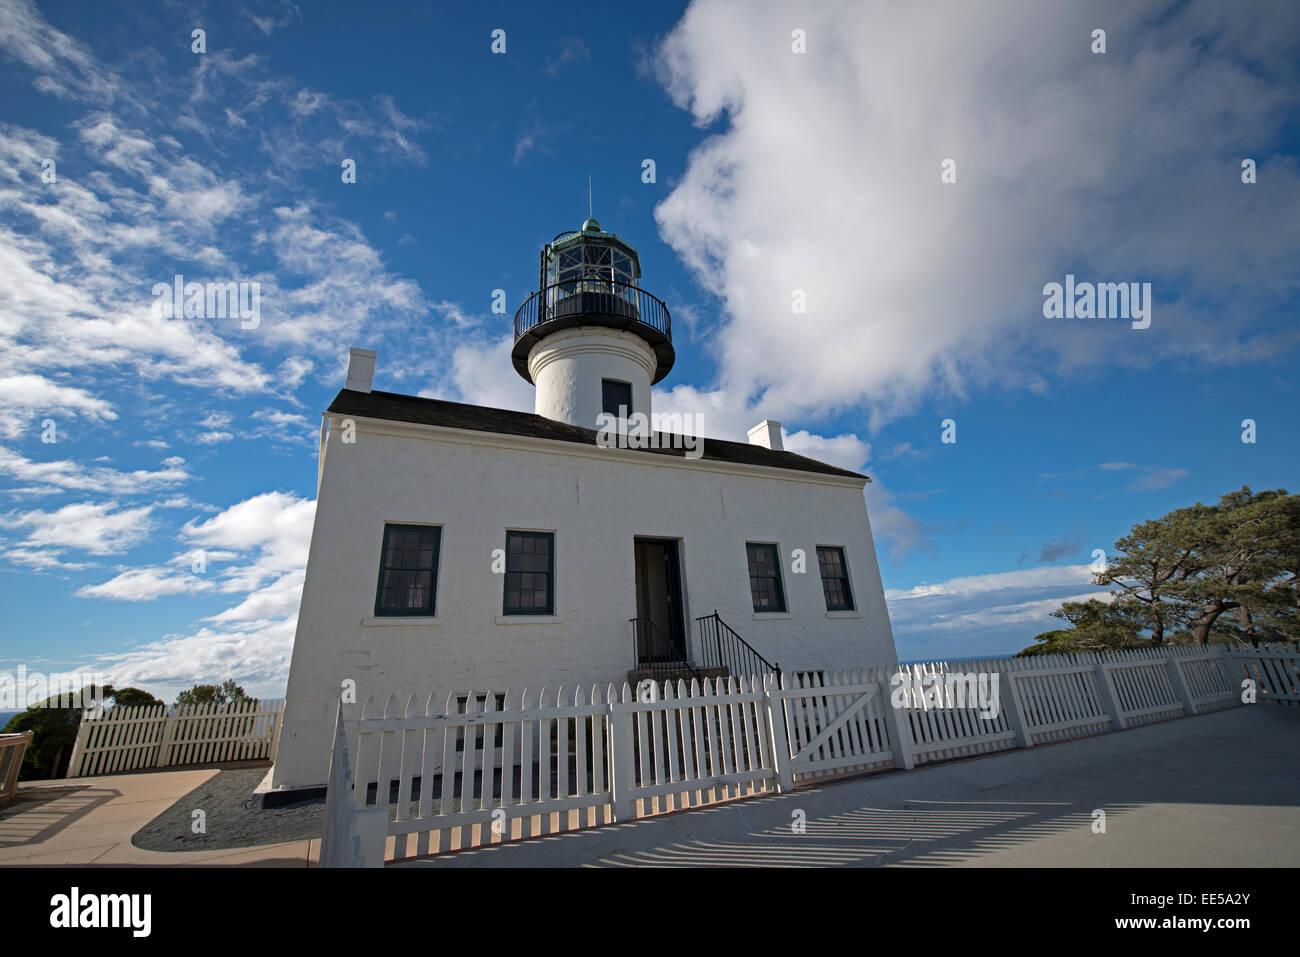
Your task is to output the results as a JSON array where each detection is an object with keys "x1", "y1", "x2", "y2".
[{"x1": 327, "y1": 389, "x2": 867, "y2": 481}]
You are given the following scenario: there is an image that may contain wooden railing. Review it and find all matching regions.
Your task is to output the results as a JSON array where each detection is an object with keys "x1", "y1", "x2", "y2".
[{"x1": 0, "y1": 732, "x2": 33, "y2": 803}]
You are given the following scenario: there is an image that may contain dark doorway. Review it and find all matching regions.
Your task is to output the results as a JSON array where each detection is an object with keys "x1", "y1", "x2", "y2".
[{"x1": 633, "y1": 538, "x2": 687, "y2": 664}]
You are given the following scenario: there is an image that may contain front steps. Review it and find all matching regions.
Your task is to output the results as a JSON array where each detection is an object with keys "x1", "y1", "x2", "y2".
[{"x1": 626, "y1": 663, "x2": 729, "y2": 686}]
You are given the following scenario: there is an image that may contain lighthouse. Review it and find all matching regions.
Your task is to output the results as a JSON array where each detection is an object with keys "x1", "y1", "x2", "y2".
[
  {"x1": 270, "y1": 210, "x2": 897, "y2": 793},
  {"x1": 511, "y1": 216, "x2": 675, "y2": 429}
]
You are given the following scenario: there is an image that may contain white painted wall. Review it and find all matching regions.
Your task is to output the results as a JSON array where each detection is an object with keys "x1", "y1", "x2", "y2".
[
  {"x1": 530, "y1": 326, "x2": 655, "y2": 428},
  {"x1": 271, "y1": 412, "x2": 897, "y2": 789}
]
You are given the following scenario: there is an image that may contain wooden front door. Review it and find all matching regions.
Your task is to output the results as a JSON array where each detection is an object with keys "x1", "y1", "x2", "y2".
[{"x1": 634, "y1": 539, "x2": 686, "y2": 663}]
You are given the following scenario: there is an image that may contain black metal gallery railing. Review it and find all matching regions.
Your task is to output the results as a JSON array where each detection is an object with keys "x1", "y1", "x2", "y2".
[
  {"x1": 695, "y1": 611, "x2": 780, "y2": 681},
  {"x1": 630, "y1": 617, "x2": 702, "y2": 685},
  {"x1": 513, "y1": 280, "x2": 672, "y2": 345}
]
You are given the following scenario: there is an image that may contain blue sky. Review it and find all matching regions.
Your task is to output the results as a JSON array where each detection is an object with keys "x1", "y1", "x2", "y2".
[{"x1": 0, "y1": 0, "x2": 1296, "y2": 698}]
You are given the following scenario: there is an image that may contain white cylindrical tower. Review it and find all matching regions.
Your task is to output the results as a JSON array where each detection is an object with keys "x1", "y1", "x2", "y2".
[{"x1": 511, "y1": 217, "x2": 675, "y2": 430}]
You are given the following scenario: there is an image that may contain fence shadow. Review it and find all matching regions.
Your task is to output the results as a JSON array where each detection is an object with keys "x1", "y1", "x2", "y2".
[
  {"x1": 0, "y1": 783, "x2": 114, "y2": 849},
  {"x1": 590, "y1": 799, "x2": 1139, "y2": 867}
]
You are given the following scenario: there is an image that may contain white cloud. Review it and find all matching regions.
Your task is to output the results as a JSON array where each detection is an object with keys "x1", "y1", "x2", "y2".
[
  {"x1": 0, "y1": 500, "x2": 155, "y2": 556},
  {"x1": 253, "y1": 204, "x2": 428, "y2": 353},
  {"x1": 2, "y1": 546, "x2": 90, "y2": 570},
  {"x1": 652, "y1": 0, "x2": 1300, "y2": 428},
  {"x1": 885, "y1": 563, "x2": 1113, "y2": 660},
  {"x1": 199, "y1": 411, "x2": 233, "y2": 429},
  {"x1": 204, "y1": 568, "x2": 303, "y2": 623},
  {"x1": 916, "y1": 592, "x2": 1110, "y2": 634},
  {"x1": 887, "y1": 564, "x2": 1096, "y2": 603},
  {"x1": 253, "y1": 408, "x2": 308, "y2": 428},
  {"x1": 1130, "y1": 468, "x2": 1189, "y2": 492},
  {"x1": 154, "y1": 495, "x2": 216, "y2": 511},
  {"x1": 444, "y1": 334, "x2": 536, "y2": 412},
  {"x1": 0, "y1": 446, "x2": 190, "y2": 495},
  {"x1": 0, "y1": 373, "x2": 117, "y2": 440},
  {"x1": 89, "y1": 615, "x2": 299, "y2": 700},
  {"x1": 0, "y1": 0, "x2": 118, "y2": 103},
  {"x1": 180, "y1": 490, "x2": 315, "y2": 593},
  {"x1": 77, "y1": 565, "x2": 212, "y2": 601},
  {"x1": 250, "y1": 407, "x2": 314, "y2": 446},
  {"x1": 276, "y1": 355, "x2": 313, "y2": 387},
  {"x1": 77, "y1": 491, "x2": 316, "y2": 695},
  {"x1": 78, "y1": 491, "x2": 316, "y2": 603}
]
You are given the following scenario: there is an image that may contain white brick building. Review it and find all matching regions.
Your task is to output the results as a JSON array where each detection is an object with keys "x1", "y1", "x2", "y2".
[{"x1": 270, "y1": 218, "x2": 896, "y2": 790}]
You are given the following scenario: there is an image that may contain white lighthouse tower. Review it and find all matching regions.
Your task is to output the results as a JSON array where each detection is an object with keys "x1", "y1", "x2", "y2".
[{"x1": 511, "y1": 216, "x2": 675, "y2": 429}]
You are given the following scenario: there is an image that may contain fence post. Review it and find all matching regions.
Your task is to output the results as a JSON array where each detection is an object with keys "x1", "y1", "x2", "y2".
[
  {"x1": 66, "y1": 708, "x2": 95, "y2": 778},
  {"x1": 607, "y1": 698, "x2": 634, "y2": 822},
  {"x1": 156, "y1": 706, "x2": 179, "y2": 768},
  {"x1": 1093, "y1": 658, "x2": 1125, "y2": 730},
  {"x1": 1000, "y1": 671, "x2": 1034, "y2": 749},
  {"x1": 1219, "y1": 644, "x2": 1245, "y2": 706},
  {"x1": 878, "y1": 669, "x2": 915, "y2": 770},
  {"x1": 356, "y1": 807, "x2": 388, "y2": 867},
  {"x1": 763, "y1": 674, "x2": 795, "y2": 793},
  {"x1": 268, "y1": 702, "x2": 286, "y2": 762},
  {"x1": 1165, "y1": 651, "x2": 1196, "y2": 717}
]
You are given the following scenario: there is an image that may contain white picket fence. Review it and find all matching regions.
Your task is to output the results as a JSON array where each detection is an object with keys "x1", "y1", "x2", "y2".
[
  {"x1": 321, "y1": 704, "x2": 387, "y2": 867},
  {"x1": 1223, "y1": 643, "x2": 1300, "y2": 705},
  {"x1": 66, "y1": 699, "x2": 285, "y2": 777},
  {"x1": 324, "y1": 642, "x2": 1293, "y2": 865}
]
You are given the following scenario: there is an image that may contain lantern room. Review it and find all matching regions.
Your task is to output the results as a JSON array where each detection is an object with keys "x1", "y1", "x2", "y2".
[{"x1": 512, "y1": 217, "x2": 675, "y2": 400}]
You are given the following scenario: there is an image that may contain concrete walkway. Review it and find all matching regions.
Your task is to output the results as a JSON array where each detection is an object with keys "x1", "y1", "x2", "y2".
[
  {"x1": 399, "y1": 704, "x2": 1300, "y2": 867},
  {"x1": 0, "y1": 766, "x2": 317, "y2": 867}
]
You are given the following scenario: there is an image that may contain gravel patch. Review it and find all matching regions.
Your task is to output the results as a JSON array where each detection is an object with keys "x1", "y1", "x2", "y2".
[{"x1": 131, "y1": 768, "x2": 325, "y2": 852}]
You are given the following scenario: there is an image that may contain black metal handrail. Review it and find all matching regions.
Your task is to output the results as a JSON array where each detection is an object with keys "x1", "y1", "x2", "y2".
[
  {"x1": 514, "y1": 280, "x2": 671, "y2": 345},
  {"x1": 630, "y1": 617, "x2": 702, "y2": 685},
  {"x1": 695, "y1": 611, "x2": 780, "y2": 681}
]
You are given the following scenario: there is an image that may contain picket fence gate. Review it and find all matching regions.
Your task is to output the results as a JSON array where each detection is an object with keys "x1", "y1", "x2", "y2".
[
  {"x1": 66, "y1": 699, "x2": 285, "y2": 777},
  {"x1": 322, "y1": 642, "x2": 1294, "y2": 866}
]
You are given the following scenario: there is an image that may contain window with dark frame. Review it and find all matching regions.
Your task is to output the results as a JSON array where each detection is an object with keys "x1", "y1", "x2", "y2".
[
  {"x1": 374, "y1": 524, "x2": 441, "y2": 616},
  {"x1": 601, "y1": 379, "x2": 632, "y2": 418},
  {"x1": 503, "y1": 531, "x2": 554, "y2": 615},
  {"x1": 746, "y1": 542, "x2": 786, "y2": 612},
  {"x1": 816, "y1": 546, "x2": 855, "y2": 611}
]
